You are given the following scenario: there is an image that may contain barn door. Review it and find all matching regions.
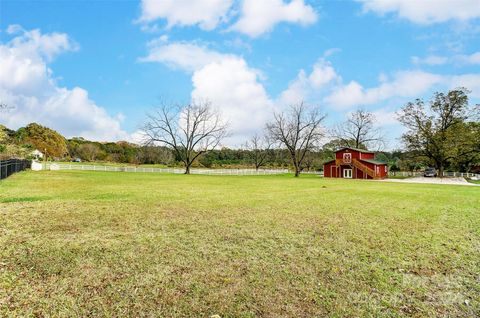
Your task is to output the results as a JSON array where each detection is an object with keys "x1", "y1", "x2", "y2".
[{"x1": 343, "y1": 169, "x2": 352, "y2": 179}]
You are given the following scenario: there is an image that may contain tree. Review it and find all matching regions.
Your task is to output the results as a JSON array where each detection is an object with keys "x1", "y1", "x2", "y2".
[
  {"x1": 332, "y1": 109, "x2": 385, "y2": 150},
  {"x1": 0, "y1": 125, "x2": 7, "y2": 143},
  {"x1": 142, "y1": 101, "x2": 228, "y2": 174},
  {"x1": 19, "y1": 123, "x2": 67, "y2": 158},
  {"x1": 397, "y1": 88, "x2": 480, "y2": 177},
  {"x1": 244, "y1": 133, "x2": 272, "y2": 171},
  {"x1": 266, "y1": 102, "x2": 326, "y2": 177},
  {"x1": 138, "y1": 146, "x2": 174, "y2": 165},
  {"x1": 302, "y1": 151, "x2": 323, "y2": 171},
  {"x1": 77, "y1": 143, "x2": 101, "y2": 162},
  {"x1": 446, "y1": 122, "x2": 480, "y2": 172}
]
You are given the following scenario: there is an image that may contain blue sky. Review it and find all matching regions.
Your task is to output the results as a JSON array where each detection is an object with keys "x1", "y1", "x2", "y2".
[{"x1": 1, "y1": 0, "x2": 479, "y2": 148}]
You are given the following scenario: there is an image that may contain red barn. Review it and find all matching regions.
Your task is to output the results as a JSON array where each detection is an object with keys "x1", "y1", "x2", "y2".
[{"x1": 323, "y1": 147, "x2": 388, "y2": 179}]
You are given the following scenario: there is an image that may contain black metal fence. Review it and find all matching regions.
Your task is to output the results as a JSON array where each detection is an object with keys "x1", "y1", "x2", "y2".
[{"x1": 0, "y1": 159, "x2": 31, "y2": 180}]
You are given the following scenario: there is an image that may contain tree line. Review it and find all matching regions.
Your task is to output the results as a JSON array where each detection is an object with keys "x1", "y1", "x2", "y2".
[{"x1": 1, "y1": 88, "x2": 479, "y2": 176}]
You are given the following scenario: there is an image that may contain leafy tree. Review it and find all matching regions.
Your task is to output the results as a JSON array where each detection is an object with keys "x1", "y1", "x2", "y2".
[
  {"x1": 0, "y1": 125, "x2": 7, "y2": 143},
  {"x1": 446, "y1": 122, "x2": 480, "y2": 172},
  {"x1": 19, "y1": 123, "x2": 67, "y2": 158},
  {"x1": 397, "y1": 88, "x2": 479, "y2": 176},
  {"x1": 0, "y1": 125, "x2": 7, "y2": 155},
  {"x1": 390, "y1": 163, "x2": 400, "y2": 172}
]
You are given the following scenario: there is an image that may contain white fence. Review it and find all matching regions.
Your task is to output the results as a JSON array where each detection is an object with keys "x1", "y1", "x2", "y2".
[
  {"x1": 389, "y1": 171, "x2": 480, "y2": 179},
  {"x1": 37, "y1": 163, "x2": 479, "y2": 179},
  {"x1": 44, "y1": 163, "x2": 289, "y2": 176}
]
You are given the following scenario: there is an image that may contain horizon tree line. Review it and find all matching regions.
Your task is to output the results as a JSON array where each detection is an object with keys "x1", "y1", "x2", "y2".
[
  {"x1": 1, "y1": 88, "x2": 479, "y2": 176},
  {"x1": 142, "y1": 88, "x2": 479, "y2": 176}
]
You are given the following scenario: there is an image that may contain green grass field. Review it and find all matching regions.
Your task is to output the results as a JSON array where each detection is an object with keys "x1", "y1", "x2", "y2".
[{"x1": 1, "y1": 171, "x2": 479, "y2": 317}]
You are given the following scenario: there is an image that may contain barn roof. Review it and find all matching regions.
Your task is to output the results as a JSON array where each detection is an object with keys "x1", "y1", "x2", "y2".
[
  {"x1": 336, "y1": 147, "x2": 374, "y2": 154},
  {"x1": 361, "y1": 158, "x2": 387, "y2": 165}
]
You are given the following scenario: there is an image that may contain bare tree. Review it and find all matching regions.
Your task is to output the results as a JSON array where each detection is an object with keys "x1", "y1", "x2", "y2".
[
  {"x1": 244, "y1": 133, "x2": 272, "y2": 171},
  {"x1": 332, "y1": 109, "x2": 385, "y2": 150},
  {"x1": 266, "y1": 102, "x2": 326, "y2": 177},
  {"x1": 142, "y1": 101, "x2": 228, "y2": 174}
]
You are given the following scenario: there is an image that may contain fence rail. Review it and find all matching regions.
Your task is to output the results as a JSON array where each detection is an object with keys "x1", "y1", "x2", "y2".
[
  {"x1": 389, "y1": 171, "x2": 480, "y2": 178},
  {"x1": 0, "y1": 159, "x2": 31, "y2": 180},
  {"x1": 34, "y1": 162, "x2": 480, "y2": 179},
  {"x1": 44, "y1": 163, "x2": 289, "y2": 176}
]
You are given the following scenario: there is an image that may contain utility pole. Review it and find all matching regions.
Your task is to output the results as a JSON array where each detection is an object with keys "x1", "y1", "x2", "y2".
[{"x1": 44, "y1": 148, "x2": 47, "y2": 171}]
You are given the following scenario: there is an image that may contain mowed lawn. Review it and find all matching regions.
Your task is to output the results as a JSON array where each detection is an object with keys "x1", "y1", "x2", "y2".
[{"x1": 1, "y1": 171, "x2": 479, "y2": 317}]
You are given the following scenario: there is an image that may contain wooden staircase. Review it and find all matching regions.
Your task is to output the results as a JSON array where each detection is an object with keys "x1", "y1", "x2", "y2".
[
  {"x1": 352, "y1": 158, "x2": 377, "y2": 179},
  {"x1": 335, "y1": 158, "x2": 378, "y2": 179}
]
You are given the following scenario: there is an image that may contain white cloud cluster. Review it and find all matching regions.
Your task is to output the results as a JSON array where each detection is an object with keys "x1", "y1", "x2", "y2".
[
  {"x1": 140, "y1": 40, "x2": 273, "y2": 145},
  {"x1": 357, "y1": 0, "x2": 480, "y2": 24},
  {"x1": 324, "y1": 70, "x2": 480, "y2": 108},
  {"x1": 139, "y1": 40, "x2": 233, "y2": 71},
  {"x1": 0, "y1": 26, "x2": 128, "y2": 141},
  {"x1": 139, "y1": 0, "x2": 318, "y2": 37},
  {"x1": 142, "y1": 37, "x2": 480, "y2": 145},
  {"x1": 456, "y1": 52, "x2": 480, "y2": 65},
  {"x1": 138, "y1": 0, "x2": 233, "y2": 30},
  {"x1": 325, "y1": 71, "x2": 444, "y2": 109},
  {"x1": 279, "y1": 59, "x2": 339, "y2": 105},
  {"x1": 230, "y1": 0, "x2": 318, "y2": 37}
]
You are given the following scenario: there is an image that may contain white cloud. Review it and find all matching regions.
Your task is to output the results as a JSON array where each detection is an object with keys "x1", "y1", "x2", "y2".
[
  {"x1": 0, "y1": 26, "x2": 128, "y2": 141},
  {"x1": 357, "y1": 0, "x2": 480, "y2": 24},
  {"x1": 138, "y1": 0, "x2": 318, "y2": 37},
  {"x1": 449, "y1": 74, "x2": 480, "y2": 98},
  {"x1": 371, "y1": 108, "x2": 400, "y2": 127},
  {"x1": 325, "y1": 71, "x2": 444, "y2": 109},
  {"x1": 192, "y1": 58, "x2": 274, "y2": 143},
  {"x1": 279, "y1": 59, "x2": 339, "y2": 105},
  {"x1": 230, "y1": 0, "x2": 318, "y2": 37},
  {"x1": 325, "y1": 68, "x2": 480, "y2": 109},
  {"x1": 139, "y1": 0, "x2": 234, "y2": 30},
  {"x1": 411, "y1": 55, "x2": 448, "y2": 65},
  {"x1": 141, "y1": 39, "x2": 480, "y2": 146},
  {"x1": 139, "y1": 40, "x2": 232, "y2": 71},
  {"x1": 454, "y1": 52, "x2": 480, "y2": 65},
  {"x1": 141, "y1": 40, "x2": 274, "y2": 146},
  {"x1": 5, "y1": 24, "x2": 78, "y2": 61},
  {"x1": 412, "y1": 52, "x2": 480, "y2": 66}
]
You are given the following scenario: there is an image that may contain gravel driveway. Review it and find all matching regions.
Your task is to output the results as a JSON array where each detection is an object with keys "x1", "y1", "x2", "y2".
[{"x1": 381, "y1": 177, "x2": 478, "y2": 186}]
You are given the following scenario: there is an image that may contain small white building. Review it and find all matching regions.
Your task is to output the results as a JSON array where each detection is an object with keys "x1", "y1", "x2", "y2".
[{"x1": 31, "y1": 149, "x2": 44, "y2": 160}]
